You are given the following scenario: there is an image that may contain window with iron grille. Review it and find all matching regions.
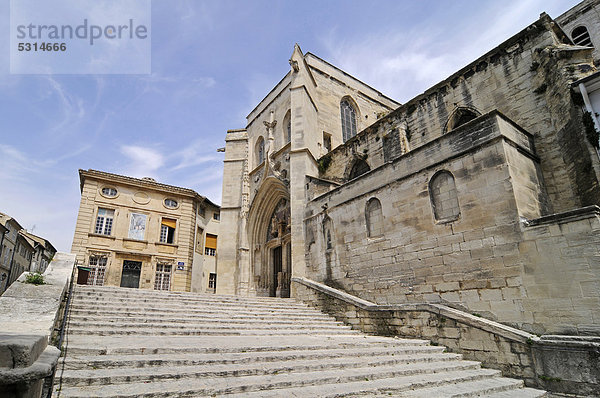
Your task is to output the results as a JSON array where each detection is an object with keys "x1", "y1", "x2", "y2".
[
  {"x1": 154, "y1": 263, "x2": 171, "y2": 291},
  {"x1": 208, "y1": 272, "x2": 217, "y2": 289},
  {"x1": 94, "y1": 208, "x2": 114, "y2": 235},
  {"x1": 88, "y1": 256, "x2": 107, "y2": 286}
]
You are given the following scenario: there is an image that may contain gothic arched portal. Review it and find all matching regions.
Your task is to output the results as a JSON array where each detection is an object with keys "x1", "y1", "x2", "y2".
[{"x1": 247, "y1": 177, "x2": 291, "y2": 297}]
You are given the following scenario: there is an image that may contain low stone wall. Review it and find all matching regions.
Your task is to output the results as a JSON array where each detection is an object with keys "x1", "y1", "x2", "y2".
[
  {"x1": 0, "y1": 252, "x2": 75, "y2": 398},
  {"x1": 292, "y1": 276, "x2": 600, "y2": 396}
]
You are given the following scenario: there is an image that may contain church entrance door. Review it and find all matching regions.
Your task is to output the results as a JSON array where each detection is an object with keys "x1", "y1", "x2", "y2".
[{"x1": 272, "y1": 246, "x2": 282, "y2": 297}]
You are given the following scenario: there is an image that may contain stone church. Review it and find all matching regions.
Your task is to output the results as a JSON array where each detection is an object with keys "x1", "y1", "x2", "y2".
[{"x1": 218, "y1": 0, "x2": 600, "y2": 336}]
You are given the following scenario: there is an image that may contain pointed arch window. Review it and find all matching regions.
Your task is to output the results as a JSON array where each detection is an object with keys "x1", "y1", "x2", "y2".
[
  {"x1": 444, "y1": 107, "x2": 480, "y2": 134},
  {"x1": 429, "y1": 170, "x2": 460, "y2": 222},
  {"x1": 284, "y1": 110, "x2": 292, "y2": 144},
  {"x1": 341, "y1": 99, "x2": 358, "y2": 142},
  {"x1": 256, "y1": 136, "x2": 265, "y2": 165},
  {"x1": 366, "y1": 198, "x2": 384, "y2": 238},
  {"x1": 572, "y1": 26, "x2": 593, "y2": 48},
  {"x1": 349, "y1": 159, "x2": 370, "y2": 180},
  {"x1": 322, "y1": 217, "x2": 334, "y2": 250}
]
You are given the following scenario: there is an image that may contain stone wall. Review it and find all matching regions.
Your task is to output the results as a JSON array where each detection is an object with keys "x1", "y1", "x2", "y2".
[
  {"x1": 318, "y1": 14, "x2": 600, "y2": 214},
  {"x1": 0, "y1": 252, "x2": 74, "y2": 398},
  {"x1": 519, "y1": 206, "x2": 600, "y2": 335},
  {"x1": 305, "y1": 112, "x2": 600, "y2": 334},
  {"x1": 292, "y1": 277, "x2": 600, "y2": 396}
]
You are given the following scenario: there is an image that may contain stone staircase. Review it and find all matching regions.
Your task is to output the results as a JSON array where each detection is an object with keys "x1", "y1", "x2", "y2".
[{"x1": 53, "y1": 285, "x2": 546, "y2": 397}]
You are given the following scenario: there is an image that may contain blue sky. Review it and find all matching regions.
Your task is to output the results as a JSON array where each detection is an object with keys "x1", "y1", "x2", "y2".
[{"x1": 0, "y1": 0, "x2": 580, "y2": 251}]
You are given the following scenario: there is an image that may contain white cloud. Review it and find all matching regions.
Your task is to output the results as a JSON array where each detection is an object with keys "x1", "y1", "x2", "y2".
[
  {"x1": 43, "y1": 76, "x2": 87, "y2": 135},
  {"x1": 319, "y1": 0, "x2": 563, "y2": 102},
  {"x1": 119, "y1": 145, "x2": 165, "y2": 178}
]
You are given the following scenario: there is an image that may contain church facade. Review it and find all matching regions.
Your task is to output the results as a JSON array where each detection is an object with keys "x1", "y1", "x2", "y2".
[{"x1": 218, "y1": 0, "x2": 600, "y2": 336}]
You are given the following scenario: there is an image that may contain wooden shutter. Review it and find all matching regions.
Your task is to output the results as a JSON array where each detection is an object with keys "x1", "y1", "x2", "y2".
[{"x1": 205, "y1": 234, "x2": 217, "y2": 249}]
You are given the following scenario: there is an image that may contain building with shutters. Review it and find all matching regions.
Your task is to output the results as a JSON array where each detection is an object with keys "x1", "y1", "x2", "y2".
[{"x1": 71, "y1": 169, "x2": 220, "y2": 293}]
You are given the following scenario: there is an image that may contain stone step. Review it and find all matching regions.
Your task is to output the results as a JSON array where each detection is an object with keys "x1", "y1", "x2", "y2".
[
  {"x1": 57, "y1": 286, "x2": 546, "y2": 398},
  {"x1": 56, "y1": 367, "x2": 501, "y2": 397},
  {"x1": 60, "y1": 354, "x2": 470, "y2": 386},
  {"x1": 59, "y1": 345, "x2": 450, "y2": 369},
  {"x1": 73, "y1": 288, "x2": 307, "y2": 306},
  {"x1": 62, "y1": 335, "x2": 430, "y2": 356},
  {"x1": 482, "y1": 388, "x2": 547, "y2": 398},
  {"x1": 69, "y1": 302, "x2": 322, "y2": 315},
  {"x1": 223, "y1": 373, "x2": 540, "y2": 398},
  {"x1": 67, "y1": 313, "x2": 336, "y2": 325},
  {"x1": 76, "y1": 284, "x2": 290, "y2": 298},
  {"x1": 67, "y1": 319, "x2": 349, "y2": 330},
  {"x1": 67, "y1": 307, "x2": 333, "y2": 319},
  {"x1": 67, "y1": 315, "x2": 343, "y2": 327},
  {"x1": 73, "y1": 296, "x2": 316, "y2": 311},
  {"x1": 66, "y1": 326, "x2": 359, "y2": 336},
  {"x1": 393, "y1": 377, "x2": 546, "y2": 397}
]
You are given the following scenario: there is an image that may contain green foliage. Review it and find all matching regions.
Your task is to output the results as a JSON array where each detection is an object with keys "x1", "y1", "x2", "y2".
[
  {"x1": 317, "y1": 154, "x2": 332, "y2": 174},
  {"x1": 25, "y1": 272, "x2": 45, "y2": 285},
  {"x1": 583, "y1": 111, "x2": 600, "y2": 149}
]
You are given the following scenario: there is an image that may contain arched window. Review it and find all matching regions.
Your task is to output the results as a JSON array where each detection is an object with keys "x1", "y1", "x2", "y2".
[
  {"x1": 572, "y1": 26, "x2": 593, "y2": 47},
  {"x1": 322, "y1": 217, "x2": 334, "y2": 250},
  {"x1": 284, "y1": 110, "x2": 292, "y2": 144},
  {"x1": 366, "y1": 198, "x2": 384, "y2": 238},
  {"x1": 445, "y1": 108, "x2": 479, "y2": 133},
  {"x1": 256, "y1": 136, "x2": 265, "y2": 165},
  {"x1": 429, "y1": 170, "x2": 460, "y2": 222},
  {"x1": 341, "y1": 99, "x2": 358, "y2": 142},
  {"x1": 349, "y1": 159, "x2": 370, "y2": 180}
]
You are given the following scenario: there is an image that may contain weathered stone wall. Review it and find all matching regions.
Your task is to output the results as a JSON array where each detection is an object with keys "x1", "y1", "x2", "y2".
[
  {"x1": 519, "y1": 207, "x2": 600, "y2": 335},
  {"x1": 305, "y1": 112, "x2": 600, "y2": 334},
  {"x1": 318, "y1": 14, "x2": 600, "y2": 214},
  {"x1": 292, "y1": 277, "x2": 600, "y2": 396}
]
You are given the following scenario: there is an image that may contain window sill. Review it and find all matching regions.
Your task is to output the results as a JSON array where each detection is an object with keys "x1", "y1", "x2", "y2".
[
  {"x1": 156, "y1": 242, "x2": 179, "y2": 248},
  {"x1": 88, "y1": 233, "x2": 115, "y2": 240},
  {"x1": 434, "y1": 215, "x2": 460, "y2": 225},
  {"x1": 123, "y1": 238, "x2": 148, "y2": 244},
  {"x1": 367, "y1": 235, "x2": 385, "y2": 243}
]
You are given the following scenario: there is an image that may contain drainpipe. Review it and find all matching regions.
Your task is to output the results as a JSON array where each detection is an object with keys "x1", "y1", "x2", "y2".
[{"x1": 579, "y1": 82, "x2": 600, "y2": 157}]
